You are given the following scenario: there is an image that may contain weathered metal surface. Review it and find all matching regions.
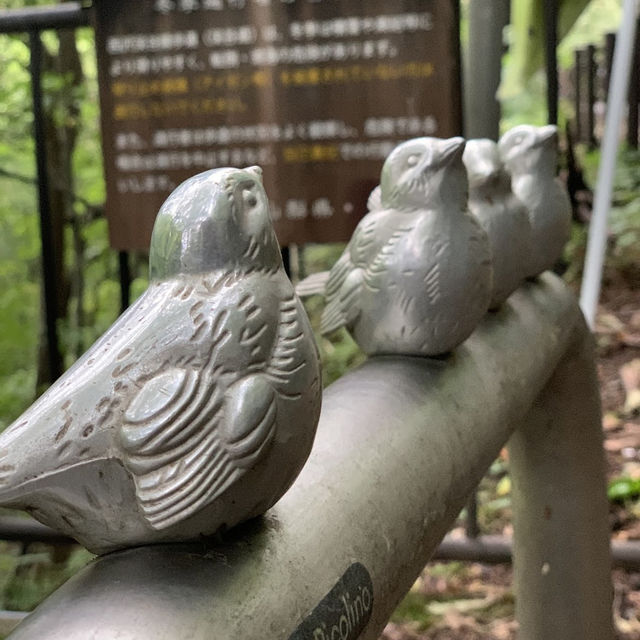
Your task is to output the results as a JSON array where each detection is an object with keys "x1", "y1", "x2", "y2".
[
  {"x1": 6, "y1": 274, "x2": 612, "y2": 640},
  {"x1": 0, "y1": 167, "x2": 321, "y2": 555},
  {"x1": 509, "y1": 327, "x2": 614, "y2": 640},
  {"x1": 0, "y1": 3, "x2": 89, "y2": 33},
  {"x1": 464, "y1": 0, "x2": 509, "y2": 140},
  {"x1": 311, "y1": 136, "x2": 493, "y2": 356},
  {"x1": 433, "y1": 535, "x2": 640, "y2": 571},
  {"x1": 498, "y1": 124, "x2": 572, "y2": 277},
  {"x1": 0, "y1": 515, "x2": 71, "y2": 544},
  {"x1": 463, "y1": 138, "x2": 531, "y2": 309},
  {"x1": 0, "y1": 611, "x2": 27, "y2": 638}
]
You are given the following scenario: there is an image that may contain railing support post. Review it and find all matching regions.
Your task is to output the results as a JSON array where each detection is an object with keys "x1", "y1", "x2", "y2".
[
  {"x1": 508, "y1": 323, "x2": 614, "y2": 640},
  {"x1": 29, "y1": 29, "x2": 63, "y2": 381}
]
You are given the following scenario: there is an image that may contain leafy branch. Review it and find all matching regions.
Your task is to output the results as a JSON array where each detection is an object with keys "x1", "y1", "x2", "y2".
[{"x1": 0, "y1": 166, "x2": 103, "y2": 223}]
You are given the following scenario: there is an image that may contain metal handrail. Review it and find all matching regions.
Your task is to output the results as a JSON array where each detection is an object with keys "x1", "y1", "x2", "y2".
[
  {"x1": 0, "y1": 3, "x2": 90, "y2": 33},
  {"x1": 4, "y1": 275, "x2": 615, "y2": 640}
]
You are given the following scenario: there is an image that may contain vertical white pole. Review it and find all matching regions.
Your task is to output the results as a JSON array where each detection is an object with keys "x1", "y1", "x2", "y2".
[{"x1": 579, "y1": 0, "x2": 639, "y2": 328}]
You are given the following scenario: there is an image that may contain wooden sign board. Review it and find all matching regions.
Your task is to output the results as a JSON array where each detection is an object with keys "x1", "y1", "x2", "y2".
[{"x1": 94, "y1": 0, "x2": 461, "y2": 250}]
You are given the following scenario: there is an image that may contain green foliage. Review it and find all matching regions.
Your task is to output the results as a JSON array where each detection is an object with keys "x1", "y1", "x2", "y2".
[
  {"x1": 556, "y1": 0, "x2": 622, "y2": 69},
  {"x1": 0, "y1": 174, "x2": 41, "y2": 428},
  {"x1": 504, "y1": 0, "x2": 591, "y2": 94},
  {"x1": 0, "y1": 542, "x2": 93, "y2": 612},
  {"x1": 562, "y1": 223, "x2": 589, "y2": 284},
  {"x1": 608, "y1": 476, "x2": 640, "y2": 502},
  {"x1": 578, "y1": 147, "x2": 640, "y2": 279},
  {"x1": 391, "y1": 590, "x2": 436, "y2": 630},
  {"x1": 500, "y1": 71, "x2": 548, "y2": 131},
  {"x1": 300, "y1": 244, "x2": 366, "y2": 386},
  {"x1": 500, "y1": 0, "x2": 622, "y2": 133},
  {"x1": 0, "y1": 27, "x2": 121, "y2": 426}
]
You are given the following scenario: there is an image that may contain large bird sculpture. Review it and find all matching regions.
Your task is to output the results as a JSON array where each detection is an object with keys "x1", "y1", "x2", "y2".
[{"x1": 0, "y1": 167, "x2": 321, "y2": 554}]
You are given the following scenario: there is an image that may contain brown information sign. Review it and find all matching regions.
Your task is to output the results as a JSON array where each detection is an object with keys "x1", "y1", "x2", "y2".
[{"x1": 94, "y1": 0, "x2": 461, "y2": 250}]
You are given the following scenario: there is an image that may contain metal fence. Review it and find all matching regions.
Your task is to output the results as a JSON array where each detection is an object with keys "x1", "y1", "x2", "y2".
[{"x1": 570, "y1": 17, "x2": 640, "y2": 149}]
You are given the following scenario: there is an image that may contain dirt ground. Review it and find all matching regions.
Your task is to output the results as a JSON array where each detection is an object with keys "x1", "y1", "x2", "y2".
[{"x1": 380, "y1": 270, "x2": 640, "y2": 640}]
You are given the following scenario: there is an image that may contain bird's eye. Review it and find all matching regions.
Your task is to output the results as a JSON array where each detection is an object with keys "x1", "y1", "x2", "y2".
[
  {"x1": 242, "y1": 187, "x2": 258, "y2": 208},
  {"x1": 406, "y1": 154, "x2": 419, "y2": 167}
]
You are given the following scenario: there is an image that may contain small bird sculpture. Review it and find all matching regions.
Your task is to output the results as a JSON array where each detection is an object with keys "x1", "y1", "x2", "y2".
[
  {"x1": 498, "y1": 125, "x2": 572, "y2": 277},
  {"x1": 302, "y1": 136, "x2": 493, "y2": 356},
  {"x1": 0, "y1": 167, "x2": 321, "y2": 554},
  {"x1": 463, "y1": 138, "x2": 531, "y2": 309}
]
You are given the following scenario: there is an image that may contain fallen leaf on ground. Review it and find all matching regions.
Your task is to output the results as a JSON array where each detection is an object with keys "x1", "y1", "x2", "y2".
[
  {"x1": 620, "y1": 360, "x2": 640, "y2": 415},
  {"x1": 428, "y1": 597, "x2": 497, "y2": 617},
  {"x1": 603, "y1": 412, "x2": 623, "y2": 431},
  {"x1": 605, "y1": 434, "x2": 640, "y2": 452},
  {"x1": 621, "y1": 332, "x2": 640, "y2": 348},
  {"x1": 597, "y1": 312, "x2": 625, "y2": 334}
]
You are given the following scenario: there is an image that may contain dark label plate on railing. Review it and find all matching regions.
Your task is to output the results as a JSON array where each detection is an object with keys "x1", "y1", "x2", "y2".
[
  {"x1": 94, "y1": 0, "x2": 461, "y2": 251},
  {"x1": 289, "y1": 562, "x2": 374, "y2": 640}
]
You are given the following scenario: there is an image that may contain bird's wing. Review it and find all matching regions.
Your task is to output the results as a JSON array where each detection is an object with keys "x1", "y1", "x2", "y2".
[
  {"x1": 119, "y1": 278, "x2": 279, "y2": 531},
  {"x1": 321, "y1": 219, "x2": 414, "y2": 334},
  {"x1": 364, "y1": 223, "x2": 414, "y2": 292},
  {"x1": 320, "y1": 213, "x2": 381, "y2": 334}
]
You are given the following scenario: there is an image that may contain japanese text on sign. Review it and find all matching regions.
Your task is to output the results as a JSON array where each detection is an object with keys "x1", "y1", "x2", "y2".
[{"x1": 95, "y1": 0, "x2": 461, "y2": 249}]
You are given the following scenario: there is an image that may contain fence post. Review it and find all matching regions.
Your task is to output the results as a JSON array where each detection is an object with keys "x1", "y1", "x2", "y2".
[
  {"x1": 586, "y1": 44, "x2": 597, "y2": 147},
  {"x1": 574, "y1": 49, "x2": 583, "y2": 141},
  {"x1": 544, "y1": 0, "x2": 559, "y2": 125},
  {"x1": 28, "y1": 30, "x2": 63, "y2": 381},
  {"x1": 627, "y1": 16, "x2": 640, "y2": 148},
  {"x1": 508, "y1": 323, "x2": 614, "y2": 640},
  {"x1": 117, "y1": 251, "x2": 131, "y2": 313},
  {"x1": 604, "y1": 32, "x2": 616, "y2": 96},
  {"x1": 464, "y1": 0, "x2": 509, "y2": 139}
]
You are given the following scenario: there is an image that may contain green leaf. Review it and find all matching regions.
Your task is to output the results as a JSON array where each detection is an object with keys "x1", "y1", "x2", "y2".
[
  {"x1": 607, "y1": 477, "x2": 640, "y2": 502},
  {"x1": 503, "y1": 0, "x2": 617, "y2": 97}
]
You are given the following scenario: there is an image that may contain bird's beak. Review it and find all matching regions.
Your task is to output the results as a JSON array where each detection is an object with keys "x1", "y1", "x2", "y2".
[
  {"x1": 440, "y1": 137, "x2": 466, "y2": 165},
  {"x1": 537, "y1": 125, "x2": 558, "y2": 148}
]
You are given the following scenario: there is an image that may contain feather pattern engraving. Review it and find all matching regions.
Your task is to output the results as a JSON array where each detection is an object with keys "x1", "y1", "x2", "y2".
[
  {"x1": 306, "y1": 137, "x2": 492, "y2": 356},
  {"x1": 0, "y1": 167, "x2": 321, "y2": 554}
]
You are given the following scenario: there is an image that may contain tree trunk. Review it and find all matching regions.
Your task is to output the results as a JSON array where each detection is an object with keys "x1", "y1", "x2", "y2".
[{"x1": 35, "y1": 27, "x2": 84, "y2": 392}]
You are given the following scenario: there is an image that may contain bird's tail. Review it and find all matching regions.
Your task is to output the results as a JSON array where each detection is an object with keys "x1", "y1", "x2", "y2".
[
  {"x1": 0, "y1": 473, "x2": 35, "y2": 507},
  {"x1": 295, "y1": 271, "x2": 330, "y2": 298}
]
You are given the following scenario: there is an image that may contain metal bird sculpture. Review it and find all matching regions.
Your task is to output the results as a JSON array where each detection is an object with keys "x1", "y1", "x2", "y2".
[
  {"x1": 294, "y1": 183, "x2": 383, "y2": 300},
  {"x1": 498, "y1": 125, "x2": 572, "y2": 277},
  {"x1": 300, "y1": 137, "x2": 492, "y2": 356},
  {"x1": 0, "y1": 167, "x2": 321, "y2": 554},
  {"x1": 463, "y1": 138, "x2": 531, "y2": 309}
]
